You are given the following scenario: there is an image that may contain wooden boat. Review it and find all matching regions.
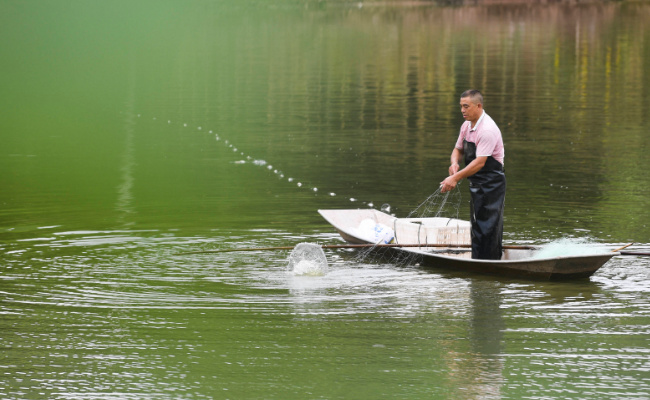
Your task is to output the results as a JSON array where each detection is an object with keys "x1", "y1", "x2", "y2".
[{"x1": 318, "y1": 209, "x2": 617, "y2": 280}]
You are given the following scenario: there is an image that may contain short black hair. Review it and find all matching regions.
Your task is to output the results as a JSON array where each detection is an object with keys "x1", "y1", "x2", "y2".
[{"x1": 460, "y1": 89, "x2": 483, "y2": 105}]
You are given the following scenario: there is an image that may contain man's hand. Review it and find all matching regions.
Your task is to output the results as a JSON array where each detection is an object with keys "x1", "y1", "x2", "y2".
[
  {"x1": 440, "y1": 175, "x2": 459, "y2": 193},
  {"x1": 440, "y1": 157, "x2": 487, "y2": 193}
]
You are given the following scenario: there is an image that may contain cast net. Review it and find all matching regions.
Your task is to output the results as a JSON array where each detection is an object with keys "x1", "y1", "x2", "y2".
[
  {"x1": 407, "y1": 184, "x2": 464, "y2": 220},
  {"x1": 354, "y1": 185, "x2": 466, "y2": 265},
  {"x1": 285, "y1": 187, "x2": 466, "y2": 273}
]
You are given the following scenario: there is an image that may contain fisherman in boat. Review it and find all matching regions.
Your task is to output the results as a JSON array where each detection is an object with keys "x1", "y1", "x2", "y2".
[{"x1": 440, "y1": 90, "x2": 506, "y2": 260}]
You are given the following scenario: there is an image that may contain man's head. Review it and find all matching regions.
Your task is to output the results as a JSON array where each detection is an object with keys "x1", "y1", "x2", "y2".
[{"x1": 460, "y1": 89, "x2": 483, "y2": 124}]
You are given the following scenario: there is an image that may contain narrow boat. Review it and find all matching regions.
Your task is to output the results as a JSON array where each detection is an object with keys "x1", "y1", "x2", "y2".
[{"x1": 318, "y1": 209, "x2": 617, "y2": 280}]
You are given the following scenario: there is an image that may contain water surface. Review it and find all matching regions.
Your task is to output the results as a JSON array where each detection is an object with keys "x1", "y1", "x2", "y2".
[{"x1": 1, "y1": 1, "x2": 649, "y2": 399}]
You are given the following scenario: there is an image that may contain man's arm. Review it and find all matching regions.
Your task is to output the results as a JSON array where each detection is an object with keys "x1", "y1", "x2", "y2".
[
  {"x1": 449, "y1": 147, "x2": 463, "y2": 175},
  {"x1": 440, "y1": 156, "x2": 487, "y2": 193}
]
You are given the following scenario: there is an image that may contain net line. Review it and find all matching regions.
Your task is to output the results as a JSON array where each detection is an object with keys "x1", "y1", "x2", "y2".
[
  {"x1": 352, "y1": 184, "x2": 465, "y2": 266},
  {"x1": 407, "y1": 184, "x2": 463, "y2": 220}
]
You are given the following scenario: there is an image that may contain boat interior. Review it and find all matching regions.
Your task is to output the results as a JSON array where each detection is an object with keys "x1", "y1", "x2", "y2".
[{"x1": 319, "y1": 209, "x2": 538, "y2": 261}]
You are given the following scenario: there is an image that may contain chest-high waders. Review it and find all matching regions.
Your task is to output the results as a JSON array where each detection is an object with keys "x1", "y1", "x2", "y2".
[{"x1": 463, "y1": 139, "x2": 506, "y2": 260}]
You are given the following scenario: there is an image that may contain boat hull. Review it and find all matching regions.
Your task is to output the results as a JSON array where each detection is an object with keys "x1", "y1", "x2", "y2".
[{"x1": 405, "y1": 248, "x2": 615, "y2": 280}]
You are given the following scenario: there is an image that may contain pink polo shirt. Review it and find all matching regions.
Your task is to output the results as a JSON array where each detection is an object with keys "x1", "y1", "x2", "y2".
[{"x1": 454, "y1": 111, "x2": 504, "y2": 165}]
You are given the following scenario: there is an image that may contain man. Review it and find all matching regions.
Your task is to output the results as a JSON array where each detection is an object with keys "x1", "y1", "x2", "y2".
[{"x1": 440, "y1": 90, "x2": 506, "y2": 260}]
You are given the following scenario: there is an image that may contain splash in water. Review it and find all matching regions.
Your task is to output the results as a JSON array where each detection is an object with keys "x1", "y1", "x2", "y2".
[{"x1": 287, "y1": 243, "x2": 329, "y2": 276}]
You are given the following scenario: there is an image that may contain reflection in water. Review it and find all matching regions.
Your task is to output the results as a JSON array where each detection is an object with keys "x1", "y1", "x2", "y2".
[
  {"x1": 469, "y1": 282, "x2": 505, "y2": 398},
  {"x1": 116, "y1": 68, "x2": 137, "y2": 227},
  {"x1": 144, "y1": 1, "x2": 650, "y2": 239},
  {"x1": 440, "y1": 280, "x2": 505, "y2": 400}
]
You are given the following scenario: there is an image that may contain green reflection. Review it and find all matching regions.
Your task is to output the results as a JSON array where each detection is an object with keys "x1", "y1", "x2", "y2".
[{"x1": 2, "y1": 1, "x2": 648, "y2": 241}]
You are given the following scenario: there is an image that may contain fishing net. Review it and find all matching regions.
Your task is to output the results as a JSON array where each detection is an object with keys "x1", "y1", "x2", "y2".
[
  {"x1": 354, "y1": 185, "x2": 467, "y2": 265},
  {"x1": 285, "y1": 187, "x2": 466, "y2": 273},
  {"x1": 287, "y1": 242, "x2": 329, "y2": 276},
  {"x1": 407, "y1": 184, "x2": 464, "y2": 220}
]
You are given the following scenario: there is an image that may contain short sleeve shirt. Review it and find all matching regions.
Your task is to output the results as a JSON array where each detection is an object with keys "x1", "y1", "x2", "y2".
[{"x1": 454, "y1": 111, "x2": 504, "y2": 165}]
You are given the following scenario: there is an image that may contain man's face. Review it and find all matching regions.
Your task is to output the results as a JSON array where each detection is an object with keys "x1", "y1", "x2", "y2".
[{"x1": 460, "y1": 96, "x2": 482, "y2": 123}]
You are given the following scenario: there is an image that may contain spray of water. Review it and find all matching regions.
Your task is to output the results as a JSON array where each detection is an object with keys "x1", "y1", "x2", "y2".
[
  {"x1": 287, "y1": 243, "x2": 329, "y2": 276},
  {"x1": 134, "y1": 113, "x2": 377, "y2": 208},
  {"x1": 532, "y1": 238, "x2": 602, "y2": 259}
]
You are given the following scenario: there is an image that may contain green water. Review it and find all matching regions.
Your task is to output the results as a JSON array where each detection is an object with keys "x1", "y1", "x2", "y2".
[{"x1": 1, "y1": 1, "x2": 649, "y2": 399}]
